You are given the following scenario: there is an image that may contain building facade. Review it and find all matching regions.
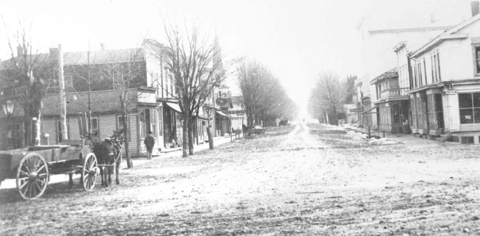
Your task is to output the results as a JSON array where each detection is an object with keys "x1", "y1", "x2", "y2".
[{"x1": 402, "y1": 9, "x2": 480, "y2": 142}]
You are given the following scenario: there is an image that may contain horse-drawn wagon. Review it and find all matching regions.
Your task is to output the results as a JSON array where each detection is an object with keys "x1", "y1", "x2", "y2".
[{"x1": 0, "y1": 139, "x2": 98, "y2": 200}]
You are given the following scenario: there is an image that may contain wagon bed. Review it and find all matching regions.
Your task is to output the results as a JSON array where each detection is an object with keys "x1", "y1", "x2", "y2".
[{"x1": 0, "y1": 141, "x2": 98, "y2": 200}]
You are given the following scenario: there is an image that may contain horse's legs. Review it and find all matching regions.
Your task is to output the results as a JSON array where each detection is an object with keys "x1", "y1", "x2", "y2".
[
  {"x1": 99, "y1": 167, "x2": 105, "y2": 187},
  {"x1": 107, "y1": 166, "x2": 112, "y2": 186}
]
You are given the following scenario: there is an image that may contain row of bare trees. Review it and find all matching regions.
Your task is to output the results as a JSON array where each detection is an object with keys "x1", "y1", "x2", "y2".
[
  {"x1": 308, "y1": 72, "x2": 357, "y2": 125},
  {"x1": 1, "y1": 20, "x2": 226, "y2": 160},
  {"x1": 154, "y1": 26, "x2": 229, "y2": 158},
  {"x1": 236, "y1": 60, "x2": 298, "y2": 127},
  {"x1": 1, "y1": 19, "x2": 295, "y2": 161}
]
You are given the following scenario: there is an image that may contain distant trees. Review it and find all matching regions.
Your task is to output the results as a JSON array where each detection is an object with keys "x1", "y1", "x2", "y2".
[
  {"x1": 308, "y1": 72, "x2": 355, "y2": 125},
  {"x1": 341, "y1": 75, "x2": 357, "y2": 104},
  {"x1": 236, "y1": 60, "x2": 297, "y2": 126}
]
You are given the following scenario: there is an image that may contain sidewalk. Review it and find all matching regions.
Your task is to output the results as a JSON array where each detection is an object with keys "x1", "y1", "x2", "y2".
[
  {"x1": 121, "y1": 136, "x2": 233, "y2": 169},
  {"x1": 342, "y1": 124, "x2": 461, "y2": 147},
  {"x1": 0, "y1": 136, "x2": 234, "y2": 190}
]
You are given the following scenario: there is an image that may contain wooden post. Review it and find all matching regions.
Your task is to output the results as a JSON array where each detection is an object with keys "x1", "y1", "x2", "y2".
[{"x1": 58, "y1": 44, "x2": 68, "y2": 141}]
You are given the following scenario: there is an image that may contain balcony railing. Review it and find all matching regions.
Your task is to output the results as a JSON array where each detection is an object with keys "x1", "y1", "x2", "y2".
[{"x1": 380, "y1": 88, "x2": 409, "y2": 100}]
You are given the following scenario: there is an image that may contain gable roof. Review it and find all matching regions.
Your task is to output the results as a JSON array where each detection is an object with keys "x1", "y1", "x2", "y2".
[
  {"x1": 411, "y1": 13, "x2": 480, "y2": 57},
  {"x1": 370, "y1": 68, "x2": 398, "y2": 85},
  {"x1": 41, "y1": 89, "x2": 138, "y2": 116},
  {"x1": 0, "y1": 48, "x2": 146, "y2": 69},
  {"x1": 64, "y1": 48, "x2": 145, "y2": 65}
]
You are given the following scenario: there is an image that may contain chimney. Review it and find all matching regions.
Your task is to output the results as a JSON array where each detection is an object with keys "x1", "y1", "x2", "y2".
[
  {"x1": 49, "y1": 47, "x2": 59, "y2": 60},
  {"x1": 472, "y1": 1, "x2": 479, "y2": 17},
  {"x1": 100, "y1": 43, "x2": 106, "y2": 50}
]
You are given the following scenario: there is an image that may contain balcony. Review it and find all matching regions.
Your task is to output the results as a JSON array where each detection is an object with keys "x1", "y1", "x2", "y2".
[{"x1": 380, "y1": 88, "x2": 409, "y2": 100}]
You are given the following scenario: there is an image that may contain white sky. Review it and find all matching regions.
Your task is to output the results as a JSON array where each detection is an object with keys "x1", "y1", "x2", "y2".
[{"x1": 0, "y1": 0, "x2": 474, "y2": 117}]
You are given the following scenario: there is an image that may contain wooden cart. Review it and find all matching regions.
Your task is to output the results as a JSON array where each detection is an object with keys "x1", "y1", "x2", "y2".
[{"x1": 0, "y1": 139, "x2": 98, "y2": 200}]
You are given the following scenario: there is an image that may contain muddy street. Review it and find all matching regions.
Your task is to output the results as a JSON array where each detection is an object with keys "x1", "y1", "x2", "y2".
[{"x1": 2, "y1": 123, "x2": 480, "y2": 235}]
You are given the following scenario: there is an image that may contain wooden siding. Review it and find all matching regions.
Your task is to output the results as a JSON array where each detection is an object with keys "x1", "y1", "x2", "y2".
[
  {"x1": 130, "y1": 114, "x2": 139, "y2": 157},
  {"x1": 42, "y1": 119, "x2": 56, "y2": 145},
  {"x1": 378, "y1": 104, "x2": 392, "y2": 132}
]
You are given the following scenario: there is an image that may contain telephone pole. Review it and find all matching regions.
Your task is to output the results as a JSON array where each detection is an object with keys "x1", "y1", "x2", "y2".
[{"x1": 58, "y1": 44, "x2": 68, "y2": 141}]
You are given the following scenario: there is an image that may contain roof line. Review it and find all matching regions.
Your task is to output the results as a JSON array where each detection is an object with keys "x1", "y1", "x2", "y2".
[
  {"x1": 369, "y1": 25, "x2": 452, "y2": 35},
  {"x1": 411, "y1": 14, "x2": 480, "y2": 57}
]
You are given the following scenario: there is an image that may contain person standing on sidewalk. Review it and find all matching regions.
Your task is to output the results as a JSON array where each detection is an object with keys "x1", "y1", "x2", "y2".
[{"x1": 144, "y1": 131, "x2": 155, "y2": 160}]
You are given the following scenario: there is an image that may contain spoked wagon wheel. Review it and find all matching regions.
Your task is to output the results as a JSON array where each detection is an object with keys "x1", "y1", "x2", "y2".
[
  {"x1": 81, "y1": 153, "x2": 98, "y2": 191},
  {"x1": 16, "y1": 153, "x2": 49, "y2": 200}
]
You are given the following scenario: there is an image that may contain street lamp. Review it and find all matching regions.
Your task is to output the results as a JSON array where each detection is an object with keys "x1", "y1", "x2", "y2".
[{"x1": 2, "y1": 100, "x2": 15, "y2": 116}]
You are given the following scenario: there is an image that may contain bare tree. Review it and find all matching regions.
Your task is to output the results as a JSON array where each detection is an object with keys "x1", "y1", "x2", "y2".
[
  {"x1": 0, "y1": 19, "x2": 51, "y2": 147},
  {"x1": 156, "y1": 25, "x2": 228, "y2": 157},
  {"x1": 341, "y1": 75, "x2": 357, "y2": 104},
  {"x1": 309, "y1": 72, "x2": 343, "y2": 125},
  {"x1": 64, "y1": 46, "x2": 98, "y2": 135},
  {"x1": 236, "y1": 60, "x2": 295, "y2": 127},
  {"x1": 99, "y1": 48, "x2": 145, "y2": 168}
]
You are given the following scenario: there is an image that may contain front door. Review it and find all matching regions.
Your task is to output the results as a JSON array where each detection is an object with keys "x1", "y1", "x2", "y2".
[{"x1": 434, "y1": 94, "x2": 445, "y2": 130}]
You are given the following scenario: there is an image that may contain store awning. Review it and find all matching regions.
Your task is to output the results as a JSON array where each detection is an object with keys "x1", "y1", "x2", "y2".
[
  {"x1": 165, "y1": 102, "x2": 182, "y2": 113},
  {"x1": 215, "y1": 110, "x2": 229, "y2": 117}
]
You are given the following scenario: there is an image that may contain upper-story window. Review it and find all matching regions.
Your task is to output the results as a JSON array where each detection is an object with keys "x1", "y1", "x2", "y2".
[
  {"x1": 475, "y1": 46, "x2": 480, "y2": 75},
  {"x1": 431, "y1": 50, "x2": 441, "y2": 82},
  {"x1": 398, "y1": 65, "x2": 408, "y2": 89},
  {"x1": 418, "y1": 62, "x2": 423, "y2": 87},
  {"x1": 376, "y1": 84, "x2": 381, "y2": 100},
  {"x1": 423, "y1": 58, "x2": 427, "y2": 84}
]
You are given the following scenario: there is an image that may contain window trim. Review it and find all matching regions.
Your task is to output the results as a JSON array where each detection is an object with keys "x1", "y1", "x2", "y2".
[
  {"x1": 430, "y1": 50, "x2": 442, "y2": 83},
  {"x1": 117, "y1": 115, "x2": 131, "y2": 142},
  {"x1": 90, "y1": 116, "x2": 99, "y2": 136},
  {"x1": 473, "y1": 44, "x2": 480, "y2": 76},
  {"x1": 459, "y1": 92, "x2": 480, "y2": 124}
]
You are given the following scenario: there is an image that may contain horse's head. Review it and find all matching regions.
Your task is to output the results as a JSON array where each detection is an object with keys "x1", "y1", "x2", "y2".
[
  {"x1": 110, "y1": 129, "x2": 125, "y2": 147},
  {"x1": 81, "y1": 131, "x2": 100, "y2": 148}
]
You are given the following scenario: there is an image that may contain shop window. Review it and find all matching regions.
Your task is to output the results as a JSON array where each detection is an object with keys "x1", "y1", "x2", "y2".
[
  {"x1": 91, "y1": 117, "x2": 99, "y2": 135},
  {"x1": 459, "y1": 93, "x2": 480, "y2": 124}
]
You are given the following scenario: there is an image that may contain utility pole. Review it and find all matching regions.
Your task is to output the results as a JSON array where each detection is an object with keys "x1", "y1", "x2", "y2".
[
  {"x1": 58, "y1": 44, "x2": 68, "y2": 141},
  {"x1": 87, "y1": 49, "x2": 92, "y2": 134}
]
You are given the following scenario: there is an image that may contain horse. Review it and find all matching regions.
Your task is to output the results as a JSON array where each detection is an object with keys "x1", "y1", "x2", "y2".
[
  {"x1": 242, "y1": 124, "x2": 253, "y2": 138},
  {"x1": 232, "y1": 128, "x2": 242, "y2": 139},
  {"x1": 91, "y1": 130, "x2": 123, "y2": 187}
]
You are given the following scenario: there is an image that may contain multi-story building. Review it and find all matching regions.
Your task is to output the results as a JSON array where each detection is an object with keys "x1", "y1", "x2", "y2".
[
  {"x1": 0, "y1": 44, "x2": 181, "y2": 156},
  {"x1": 0, "y1": 34, "x2": 233, "y2": 154},
  {"x1": 371, "y1": 67, "x2": 410, "y2": 133},
  {"x1": 400, "y1": 3, "x2": 480, "y2": 142},
  {"x1": 357, "y1": 1, "x2": 466, "y2": 129}
]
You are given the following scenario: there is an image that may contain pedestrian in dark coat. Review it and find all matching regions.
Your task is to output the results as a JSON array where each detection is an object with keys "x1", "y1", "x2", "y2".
[{"x1": 144, "y1": 131, "x2": 155, "y2": 160}]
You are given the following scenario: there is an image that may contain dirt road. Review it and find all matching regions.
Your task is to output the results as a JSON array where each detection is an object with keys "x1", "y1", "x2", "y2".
[{"x1": 1, "y1": 123, "x2": 480, "y2": 235}]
